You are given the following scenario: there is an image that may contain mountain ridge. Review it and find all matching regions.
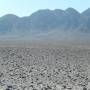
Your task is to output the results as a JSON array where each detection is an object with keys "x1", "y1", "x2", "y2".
[{"x1": 0, "y1": 8, "x2": 90, "y2": 41}]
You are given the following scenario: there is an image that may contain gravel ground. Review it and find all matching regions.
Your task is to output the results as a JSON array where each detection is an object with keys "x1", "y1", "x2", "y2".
[{"x1": 0, "y1": 45, "x2": 90, "y2": 90}]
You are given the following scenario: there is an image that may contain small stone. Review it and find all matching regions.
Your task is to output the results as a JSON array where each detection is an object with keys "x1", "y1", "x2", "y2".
[{"x1": 83, "y1": 87, "x2": 87, "y2": 90}]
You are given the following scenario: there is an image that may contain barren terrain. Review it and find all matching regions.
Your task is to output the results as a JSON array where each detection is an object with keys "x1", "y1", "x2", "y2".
[{"x1": 0, "y1": 41, "x2": 90, "y2": 90}]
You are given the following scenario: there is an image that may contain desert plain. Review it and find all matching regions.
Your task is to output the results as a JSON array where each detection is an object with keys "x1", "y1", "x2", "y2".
[{"x1": 0, "y1": 41, "x2": 90, "y2": 90}]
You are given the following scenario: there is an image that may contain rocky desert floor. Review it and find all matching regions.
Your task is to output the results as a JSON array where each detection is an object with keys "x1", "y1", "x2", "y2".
[{"x1": 0, "y1": 42, "x2": 90, "y2": 90}]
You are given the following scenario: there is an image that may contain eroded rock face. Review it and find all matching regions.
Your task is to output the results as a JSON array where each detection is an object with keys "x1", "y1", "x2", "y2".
[{"x1": 0, "y1": 46, "x2": 89, "y2": 90}]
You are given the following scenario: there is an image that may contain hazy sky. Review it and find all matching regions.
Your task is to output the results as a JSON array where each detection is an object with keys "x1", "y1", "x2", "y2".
[{"x1": 0, "y1": 0, "x2": 90, "y2": 17}]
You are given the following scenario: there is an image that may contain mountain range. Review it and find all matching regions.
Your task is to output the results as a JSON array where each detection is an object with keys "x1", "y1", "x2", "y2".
[{"x1": 0, "y1": 8, "x2": 90, "y2": 41}]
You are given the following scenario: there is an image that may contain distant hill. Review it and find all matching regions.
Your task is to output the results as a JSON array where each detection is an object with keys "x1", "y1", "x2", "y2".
[{"x1": 0, "y1": 8, "x2": 90, "y2": 41}]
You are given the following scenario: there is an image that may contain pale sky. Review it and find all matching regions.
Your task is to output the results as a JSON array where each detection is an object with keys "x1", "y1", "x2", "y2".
[{"x1": 0, "y1": 0, "x2": 90, "y2": 17}]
